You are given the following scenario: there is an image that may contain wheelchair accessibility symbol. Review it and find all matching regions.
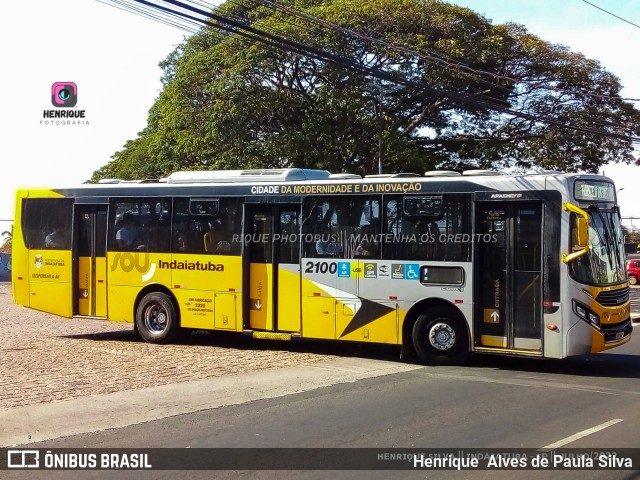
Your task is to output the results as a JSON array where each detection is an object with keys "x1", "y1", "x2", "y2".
[{"x1": 405, "y1": 264, "x2": 419, "y2": 280}]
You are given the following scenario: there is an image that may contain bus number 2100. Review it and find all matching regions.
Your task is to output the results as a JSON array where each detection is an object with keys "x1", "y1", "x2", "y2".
[{"x1": 304, "y1": 261, "x2": 338, "y2": 274}]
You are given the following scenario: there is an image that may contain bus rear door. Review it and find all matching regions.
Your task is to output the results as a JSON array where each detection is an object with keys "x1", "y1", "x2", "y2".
[
  {"x1": 243, "y1": 204, "x2": 302, "y2": 334},
  {"x1": 74, "y1": 204, "x2": 108, "y2": 317}
]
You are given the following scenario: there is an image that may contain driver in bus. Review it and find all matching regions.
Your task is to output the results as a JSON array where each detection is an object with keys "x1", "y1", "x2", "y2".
[{"x1": 45, "y1": 225, "x2": 66, "y2": 249}]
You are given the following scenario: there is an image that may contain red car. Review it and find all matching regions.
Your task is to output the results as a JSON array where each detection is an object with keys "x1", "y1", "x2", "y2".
[{"x1": 627, "y1": 259, "x2": 640, "y2": 285}]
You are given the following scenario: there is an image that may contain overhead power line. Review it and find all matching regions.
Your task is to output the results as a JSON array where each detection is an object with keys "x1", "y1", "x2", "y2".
[
  {"x1": 95, "y1": 0, "x2": 200, "y2": 32},
  {"x1": 580, "y1": 0, "x2": 640, "y2": 30},
  {"x1": 255, "y1": 0, "x2": 639, "y2": 103},
  {"x1": 96, "y1": 0, "x2": 640, "y2": 144},
  {"x1": 248, "y1": 0, "x2": 639, "y2": 134}
]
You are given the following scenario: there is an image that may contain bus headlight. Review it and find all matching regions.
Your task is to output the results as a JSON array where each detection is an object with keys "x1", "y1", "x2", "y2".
[{"x1": 572, "y1": 300, "x2": 600, "y2": 328}]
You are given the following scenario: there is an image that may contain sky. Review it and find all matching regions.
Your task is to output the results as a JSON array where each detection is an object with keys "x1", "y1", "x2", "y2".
[{"x1": 2, "y1": 0, "x2": 640, "y2": 240}]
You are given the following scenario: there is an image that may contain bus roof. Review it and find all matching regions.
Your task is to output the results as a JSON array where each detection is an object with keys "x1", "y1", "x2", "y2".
[{"x1": 18, "y1": 169, "x2": 615, "y2": 200}]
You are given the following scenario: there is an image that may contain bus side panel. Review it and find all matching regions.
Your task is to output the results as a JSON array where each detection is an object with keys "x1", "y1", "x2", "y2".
[
  {"x1": 214, "y1": 292, "x2": 238, "y2": 330},
  {"x1": 542, "y1": 306, "x2": 563, "y2": 358},
  {"x1": 107, "y1": 252, "x2": 172, "y2": 323},
  {"x1": 76, "y1": 255, "x2": 108, "y2": 317},
  {"x1": 12, "y1": 192, "x2": 29, "y2": 306},
  {"x1": 28, "y1": 250, "x2": 73, "y2": 317},
  {"x1": 77, "y1": 256, "x2": 92, "y2": 316},
  {"x1": 277, "y1": 266, "x2": 301, "y2": 333},
  {"x1": 336, "y1": 299, "x2": 398, "y2": 344},
  {"x1": 173, "y1": 288, "x2": 214, "y2": 329},
  {"x1": 95, "y1": 256, "x2": 107, "y2": 317},
  {"x1": 541, "y1": 195, "x2": 563, "y2": 358},
  {"x1": 170, "y1": 254, "x2": 242, "y2": 331},
  {"x1": 300, "y1": 276, "x2": 336, "y2": 340},
  {"x1": 12, "y1": 250, "x2": 30, "y2": 307},
  {"x1": 109, "y1": 285, "x2": 148, "y2": 323},
  {"x1": 248, "y1": 263, "x2": 272, "y2": 330}
]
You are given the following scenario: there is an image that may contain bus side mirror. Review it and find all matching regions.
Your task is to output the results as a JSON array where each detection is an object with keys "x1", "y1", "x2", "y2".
[
  {"x1": 576, "y1": 217, "x2": 588, "y2": 248},
  {"x1": 562, "y1": 202, "x2": 590, "y2": 264}
]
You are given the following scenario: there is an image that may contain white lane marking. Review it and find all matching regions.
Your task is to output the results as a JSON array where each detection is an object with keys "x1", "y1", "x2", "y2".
[
  {"x1": 416, "y1": 371, "x2": 633, "y2": 396},
  {"x1": 541, "y1": 418, "x2": 623, "y2": 450}
]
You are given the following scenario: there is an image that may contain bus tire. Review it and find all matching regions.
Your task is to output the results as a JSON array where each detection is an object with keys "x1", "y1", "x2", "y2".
[
  {"x1": 135, "y1": 292, "x2": 180, "y2": 344},
  {"x1": 412, "y1": 306, "x2": 469, "y2": 365},
  {"x1": 132, "y1": 321, "x2": 141, "y2": 340}
]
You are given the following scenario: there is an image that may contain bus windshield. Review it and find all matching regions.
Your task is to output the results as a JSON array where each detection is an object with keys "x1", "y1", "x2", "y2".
[{"x1": 570, "y1": 208, "x2": 627, "y2": 286}]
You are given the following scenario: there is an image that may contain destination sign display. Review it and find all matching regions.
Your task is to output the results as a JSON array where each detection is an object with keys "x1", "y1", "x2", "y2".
[{"x1": 574, "y1": 180, "x2": 615, "y2": 202}]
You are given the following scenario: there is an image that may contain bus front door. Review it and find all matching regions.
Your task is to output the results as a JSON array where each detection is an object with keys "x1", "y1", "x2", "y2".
[
  {"x1": 475, "y1": 203, "x2": 543, "y2": 352},
  {"x1": 243, "y1": 205, "x2": 302, "y2": 334},
  {"x1": 74, "y1": 205, "x2": 108, "y2": 317}
]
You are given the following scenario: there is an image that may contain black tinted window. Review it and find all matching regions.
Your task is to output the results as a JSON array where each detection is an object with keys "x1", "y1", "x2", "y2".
[
  {"x1": 110, "y1": 198, "x2": 172, "y2": 252},
  {"x1": 302, "y1": 196, "x2": 381, "y2": 259},
  {"x1": 22, "y1": 198, "x2": 73, "y2": 250}
]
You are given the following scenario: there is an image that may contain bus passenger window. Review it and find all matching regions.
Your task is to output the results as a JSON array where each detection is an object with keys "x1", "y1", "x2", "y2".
[{"x1": 22, "y1": 198, "x2": 73, "y2": 250}]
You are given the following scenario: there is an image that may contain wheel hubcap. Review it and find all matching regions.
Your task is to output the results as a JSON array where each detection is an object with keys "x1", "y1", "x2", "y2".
[
  {"x1": 429, "y1": 322, "x2": 456, "y2": 351},
  {"x1": 145, "y1": 305, "x2": 168, "y2": 333}
]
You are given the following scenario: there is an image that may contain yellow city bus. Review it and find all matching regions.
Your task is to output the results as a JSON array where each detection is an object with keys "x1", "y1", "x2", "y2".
[{"x1": 12, "y1": 168, "x2": 632, "y2": 364}]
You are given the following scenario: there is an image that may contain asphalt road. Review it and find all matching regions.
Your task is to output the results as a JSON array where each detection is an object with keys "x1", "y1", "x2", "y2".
[
  {"x1": 7, "y1": 333, "x2": 640, "y2": 480},
  {"x1": 3, "y1": 286, "x2": 640, "y2": 480}
]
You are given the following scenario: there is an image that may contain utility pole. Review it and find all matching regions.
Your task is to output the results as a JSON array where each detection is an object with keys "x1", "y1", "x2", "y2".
[
  {"x1": 377, "y1": 101, "x2": 383, "y2": 175},
  {"x1": 372, "y1": 82, "x2": 383, "y2": 175}
]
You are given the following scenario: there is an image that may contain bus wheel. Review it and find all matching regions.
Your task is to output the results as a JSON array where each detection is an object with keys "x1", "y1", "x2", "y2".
[
  {"x1": 136, "y1": 292, "x2": 180, "y2": 344},
  {"x1": 412, "y1": 307, "x2": 469, "y2": 365}
]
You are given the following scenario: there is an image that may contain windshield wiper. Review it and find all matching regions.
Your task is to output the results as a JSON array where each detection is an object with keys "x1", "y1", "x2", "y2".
[
  {"x1": 589, "y1": 205, "x2": 614, "y2": 267},
  {"x1": 605, "y1": 206, "x2": 624, "y2": 278}
]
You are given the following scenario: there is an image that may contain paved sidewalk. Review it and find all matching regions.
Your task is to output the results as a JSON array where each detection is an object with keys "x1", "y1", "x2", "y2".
[
  {"x1": 0, "y1": 357, "x2": 421, "y2": 446},
  {"x1": 0, "y1": 282, "x2": 346, "y2": 410}
]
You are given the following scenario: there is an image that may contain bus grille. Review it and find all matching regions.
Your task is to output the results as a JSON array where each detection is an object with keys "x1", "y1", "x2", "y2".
[
  {"x1": 596, "y1": 287, "x2": 629, "y2": 307},
  {"x1": 602, "y1": 319, "x2": 632, "y2": 343}
]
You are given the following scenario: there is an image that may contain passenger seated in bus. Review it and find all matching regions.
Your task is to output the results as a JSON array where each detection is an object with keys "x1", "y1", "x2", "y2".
[
  {"x1": 45, "y1": 225, "x2": 66, "y2": 249},
  {"x1": 174, "y1": 230, "x2": 190, "y2": 252},
  {"x1": 315, "y1": 227, "x2": 342, "y2": 256},
  {"x1": 315, "y1": 227, "x2": 331, "y2": 255},
  {"x1": 203, "y1": 228, "x2": 221, "y2": 253},
  {"x1": 145, "y1": 222, "x2": 169, "y2": 252},
  {"x1": 354, "y1": 226, "x2": 378, "y2": 258},
  {"x1": 116, "y1": 213, "x2": 138, "y2": 249},
  {"x1": 355, "y1": 238, "x2": 377, "y2": 257}
]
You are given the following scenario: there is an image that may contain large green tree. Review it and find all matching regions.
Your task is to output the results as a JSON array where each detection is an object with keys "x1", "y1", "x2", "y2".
[{"x1": 91, "y1": 0, "x2": 640, "y2": 180}]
